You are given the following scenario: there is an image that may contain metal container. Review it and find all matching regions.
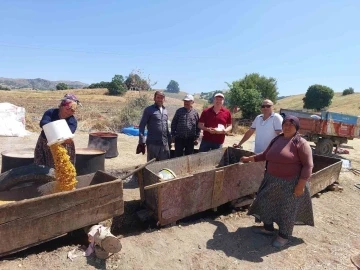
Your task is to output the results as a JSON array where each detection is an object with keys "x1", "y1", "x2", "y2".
[
  {"x1": 88, "y1": 132, "x2": 119, "y2": 158},
  {"x1": 0, "y1": 171, "x2": 124, "y2": 257},
  {"x1": 321, "y1": 111, "x2": 358, "y2": 125},
  {"x1": 75, "y1": 148, "x2": 105, "y2": 176},
  {"x1": 139, "y1": 147, "x2": 342, "y2": 226},
  {"x1": 1, "y1": 148, "x2": 35, "y2": 173}
]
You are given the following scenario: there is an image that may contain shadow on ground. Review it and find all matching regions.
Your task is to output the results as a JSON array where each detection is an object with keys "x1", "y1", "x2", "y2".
[{"x1": 206, "y1": 220, "x2": 304, "y2": 263}]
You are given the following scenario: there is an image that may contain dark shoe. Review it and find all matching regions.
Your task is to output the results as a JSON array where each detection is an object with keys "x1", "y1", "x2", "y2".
[
  {"x1": 272, "y1": 236, "x2": 289, "y2": 248},
  {"x1": 252, "y1": 227, "x2": 275, "y2": 236}
]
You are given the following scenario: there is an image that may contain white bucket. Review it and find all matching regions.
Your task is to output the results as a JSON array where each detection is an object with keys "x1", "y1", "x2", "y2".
[{"x1": 43, "y1": 119, "x2": 74, "y2": 146}]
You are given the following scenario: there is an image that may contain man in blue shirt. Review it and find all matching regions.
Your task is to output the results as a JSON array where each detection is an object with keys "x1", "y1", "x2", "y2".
[{"x1": 138, "y1": 91, "x2": 171, "y2": 161}]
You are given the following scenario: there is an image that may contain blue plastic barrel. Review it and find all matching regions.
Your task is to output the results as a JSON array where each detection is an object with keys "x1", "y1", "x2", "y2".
[{"x1": 121, "y1": 126, "x2": 148, "y2": 136}]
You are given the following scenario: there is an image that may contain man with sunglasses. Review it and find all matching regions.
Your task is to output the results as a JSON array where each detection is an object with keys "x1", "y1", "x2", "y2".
[{"x1": 233, "y1": 99, "x2": 283, "y2": 153}]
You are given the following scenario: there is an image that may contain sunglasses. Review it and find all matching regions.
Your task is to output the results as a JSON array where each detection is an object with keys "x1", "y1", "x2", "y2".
[{"x1": 261, "y1": 105, "x2": 272, "y2": 108}]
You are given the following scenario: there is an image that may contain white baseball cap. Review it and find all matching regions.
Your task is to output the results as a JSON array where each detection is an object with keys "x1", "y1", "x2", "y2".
[
  {"x1": 183, "y1": 94, "x2": 194, "y2": 101},
  {"x1": 214, "y1": 93, "x2": 224, "y2": 98}
]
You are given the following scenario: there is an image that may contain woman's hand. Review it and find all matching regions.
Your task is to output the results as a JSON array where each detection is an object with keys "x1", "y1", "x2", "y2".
[{"x1": 293, "y1": 179, "x2": 307, "y2": 197}]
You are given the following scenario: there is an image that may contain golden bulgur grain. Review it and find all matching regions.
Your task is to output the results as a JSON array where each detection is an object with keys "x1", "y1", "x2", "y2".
[{"x1": 50, "y1": 143, "x2": 77, "y2": 192}]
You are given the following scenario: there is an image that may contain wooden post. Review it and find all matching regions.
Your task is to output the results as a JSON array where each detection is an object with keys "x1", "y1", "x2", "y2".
[
  {"x1": 211, "y1": 170, "x2": 224, "y2": 209},
  {"x1": 137, "y1": 170, "x2": 145, "y2": 203},
  {"x1": 157, "y1": 185, "x2": 163, "y2": 226},
  {"x1": 86, "y1": 225, "x2": 122, "y2": 255}
]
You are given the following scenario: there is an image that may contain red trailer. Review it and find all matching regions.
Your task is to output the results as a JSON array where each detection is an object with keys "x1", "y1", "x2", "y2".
[{"x1": 280, "y1": 109, "x2": 360, "y2": 155}]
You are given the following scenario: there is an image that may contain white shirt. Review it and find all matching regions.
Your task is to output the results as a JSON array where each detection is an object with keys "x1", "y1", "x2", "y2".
[{"x1": 251, "y1": 112, "x2": 283, "y2": 154}]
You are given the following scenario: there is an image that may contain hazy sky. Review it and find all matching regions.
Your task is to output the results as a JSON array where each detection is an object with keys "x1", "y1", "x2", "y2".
[{"x1": 0, "y1": 0, "x2": 359, "y2": 96}]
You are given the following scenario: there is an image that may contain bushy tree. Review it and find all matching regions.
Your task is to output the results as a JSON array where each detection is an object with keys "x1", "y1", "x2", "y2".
[
  {"x1": 125, "y1": 73, "x2": 150, "y2": 91},
  {"x1": 107, "y1": 75, "x2": 127, "y2": 96},
  {"x1": 342, "y1": 87, "x2": 355, "y2": 96},
  {"x1": 0, "y1": 85, "x2": 10, "y2": 91},
  {"x1": 303, "y1": 84, "x2": 334, "y2": 111},
  {"x1": 115, "y1": 95, "x2": 151, "y2": 128},
  {"x1": 227, "y1": 81, "x2": 262, "y2": 119},
  {"x1": 239, "y1": 89, "x2": 263, "y2": 119},
  {"x1": 56, "y1": 83, "x2": 68, "y2": 90},
  {"x1": 166, "y1": 80, "x2": 180, "y2": 93},
  {"x1": 234, "y1": 73, "x2": 278, "y2": 102},
  {"x1": 87, "y1": 81, "x2": 110, "y2": 89}
]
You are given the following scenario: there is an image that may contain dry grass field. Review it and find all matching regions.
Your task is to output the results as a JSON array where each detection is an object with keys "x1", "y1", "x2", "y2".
[
  {"x1": 275, "y1": 92, "x2": 360, "y2": 116},
  {"x1": 0, "y1": 89, "x2": 205, "y2": 133}
]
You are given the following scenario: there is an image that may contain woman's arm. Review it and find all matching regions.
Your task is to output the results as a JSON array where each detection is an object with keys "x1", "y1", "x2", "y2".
[
  {"x1": 67, "y1": 116, "x2": 77, "y2": 134},
  {"x1": 298, "y1": 140, "x2": 314, "y2": 181},
  {"x1": 294, "y1": 140, "x2": 314, "y2": 197},
  {"x1": 39, "y1": 109, "x2": 53, "y2": 128},
  {"x1": 240, "y1": 145, "x2": 270, "y2": 163}
]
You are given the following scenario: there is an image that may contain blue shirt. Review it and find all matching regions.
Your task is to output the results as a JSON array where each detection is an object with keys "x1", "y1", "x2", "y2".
[
  {"x1": 40, "y1": 108, "x2": 77, "y2": 139},
  {"x1": 139, "y1": 104, "x2": 170, "y2": 146}
]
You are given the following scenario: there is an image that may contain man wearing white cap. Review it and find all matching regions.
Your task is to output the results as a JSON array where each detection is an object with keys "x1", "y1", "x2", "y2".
[
  {"x1": 198, "y1": 92, "x2": 232, "y2": 152},
  {"x1": 171, "y1": 94, "x2": 200, "y2": 157}
]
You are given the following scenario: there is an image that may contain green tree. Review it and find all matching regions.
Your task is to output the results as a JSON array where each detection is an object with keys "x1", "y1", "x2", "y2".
[
  {"x1": 238, "y1": 89, "x2": 263, "y2": 119},
  {"x1": 166, "y1": 80, "x2": 180, "y2": 93},
  {"x1": 227, "y1": 81, "x2": 243, "y2": 109},
  {"x1": 227, "y1": 81, "x2": 262, "y2": 119},
  {"x1": 234, "y1": 73, "x2": 278, "y2": 102},
  {"x1": 87, "y1": 81, "x2": 110, "y2": 89},
  {"x1": 107, "y1": 75, "x2": 127, "y2": 96},
  {"x1": 125, "y1": 73, "x2": 150, "y2": 91},
  {"x1": 303, "y1": 84, "x2": 335, "y2": 111},
  {"x1": 56, "y1": 83, "x2": 68, "y2": 90},
  {"x1": 342, "y1": 87, "x2": 355, "y2": 96}
]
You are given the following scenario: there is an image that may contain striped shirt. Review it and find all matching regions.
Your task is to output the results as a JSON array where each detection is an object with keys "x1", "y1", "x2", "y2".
[{"x1": 171, "y1": 107, "x2": 200, "y2": 139}]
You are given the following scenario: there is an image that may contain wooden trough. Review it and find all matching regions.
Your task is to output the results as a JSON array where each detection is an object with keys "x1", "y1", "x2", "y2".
[
  {"x1": 139, "y1": 147, "x2": 342, "y2": 226},
  {"x1": 0, "y1": 170, "x2": 124, "y2": 257}
]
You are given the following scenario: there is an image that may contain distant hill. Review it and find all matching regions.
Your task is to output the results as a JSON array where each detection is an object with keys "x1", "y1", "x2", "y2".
[
  {"x1": 275, "y1": 92, "x2": 360, "y2": 116},
  {"x1": 0, "y1": 77, "x2": 88, "y2": 90}
]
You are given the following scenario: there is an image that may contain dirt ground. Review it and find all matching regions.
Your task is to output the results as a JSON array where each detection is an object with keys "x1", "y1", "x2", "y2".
[{"x1": 0, "y1": 131, "x2": 360, "y2": 270}]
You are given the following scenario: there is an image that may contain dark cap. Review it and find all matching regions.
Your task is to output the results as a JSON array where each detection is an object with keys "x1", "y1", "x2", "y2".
[{"x1": 283, "y1": 115, "x2": 300, "y2": 131}]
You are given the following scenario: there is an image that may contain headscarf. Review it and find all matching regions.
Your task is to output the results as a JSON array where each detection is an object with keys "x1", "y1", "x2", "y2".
[
  {"x1": 60, "y1": 93, "x2": 82, "y2": 107},
  {"x1": 269, "y1": 115, "x2": 302, "y2": 147},
  {"x1": 282, "y1": 115, "x2": 300, "y2": 131}
]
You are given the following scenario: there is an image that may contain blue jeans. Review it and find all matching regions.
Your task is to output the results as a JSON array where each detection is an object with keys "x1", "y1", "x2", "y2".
[{"x1": 199, "y1": 140, "x2": 222, "y2": 152}]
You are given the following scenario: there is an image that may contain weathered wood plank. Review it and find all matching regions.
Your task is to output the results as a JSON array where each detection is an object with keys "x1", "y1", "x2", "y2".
[
  {"x1": 142, "y1": 168, "x2": 161, "y2": 212},
  {"x1": 0, "y1": 198, "x2": 123, "y2": 255},
  {"x1": 137, "y1": 170, "x2": 145, "y2": 203},
  {"x1": 309, "y1": 160, "x2": 342, "y2": 196},
  {"x1": 211, "y1": 170, "x2": 224, "y2": 208},
  {"x1": 0, "y1": 180, "x2": 123, "y2": 224},
  {"x1": 0, "y1": 171, "x2": 124, "y2": 257},
  {"x1": 159, "y1": 171, "x2": 214, "y2": 225},
  {"x1": 142, "y1": 149, "x2": 342, "y2": 226}
]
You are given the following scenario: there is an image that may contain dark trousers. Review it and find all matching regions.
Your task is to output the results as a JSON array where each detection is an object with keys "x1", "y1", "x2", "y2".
[
  {"x1": 199, "y1": 139, "x2": 222, "y2": 152},
  {"x1": 174, "y1": 137, "x2": 195, "y2": 157}
]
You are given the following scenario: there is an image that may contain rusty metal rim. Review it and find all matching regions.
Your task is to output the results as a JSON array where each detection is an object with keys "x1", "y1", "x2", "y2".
[
  {"x1": 76, "y1": 148, "x2": 106, "y2": 155},
  {"x1": 89, "y1": 132, "x2": 118, "y2": 138},
  {"x1": 1, "y1": 148, "x2": 35, "y2": 158}
]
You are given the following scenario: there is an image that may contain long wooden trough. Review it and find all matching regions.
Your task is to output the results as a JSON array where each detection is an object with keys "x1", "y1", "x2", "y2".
[
  {"x1": 0, "y1": 170, "x2": 124, "y2": 257},
  {"x1": 139, "y1": 147, "x2": 342, "y2": 226}
]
